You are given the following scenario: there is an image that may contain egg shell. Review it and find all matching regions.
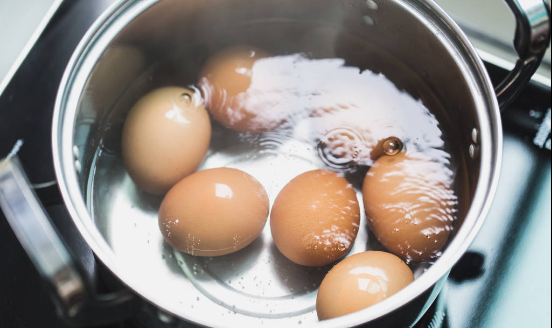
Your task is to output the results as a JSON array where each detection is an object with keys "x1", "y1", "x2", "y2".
[
  {"x1": 122, "y1": 86, "x2": 211, "y2": 195},
  {"x1": 316, "y1": 251, "x2": 414, "y2": 320},
  {"x1": 270, "y1": 170, "x2": 361, "y2": 267},
  {"x1": 362, "y1": 152, "x2": 457, "y2": 261},
  {"x1": 158, "y1": 168, "x2": 269, "y2": 257},
  {"x1": 199, "y1": 46, "x2": 285, "y2": 134}
]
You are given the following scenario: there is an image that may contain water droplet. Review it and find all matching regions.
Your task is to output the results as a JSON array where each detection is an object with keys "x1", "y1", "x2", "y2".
[
  {"x1": 472, "y1": 128, "x2": 479, "y2": 143},
  {"x1": 337, "y1": 243, "x2": 347, "y2": 251},
  {"x1": 469, "y1": 144, "x2": 478, "y2": 159},
  {"x1": 74, "y1": 160, "x2": 82, "y2": 173},
  {"x1": 363, "y1": 15, "x2": 375, "y2": 26},
  {"x1": 366, "y1": 0, "x2": 378, "y2": 10}
]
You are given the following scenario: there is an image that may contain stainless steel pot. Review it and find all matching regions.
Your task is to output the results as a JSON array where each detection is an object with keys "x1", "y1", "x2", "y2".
[{"x1": 0, "y1": 0, "x2": 549, "y2": 327}]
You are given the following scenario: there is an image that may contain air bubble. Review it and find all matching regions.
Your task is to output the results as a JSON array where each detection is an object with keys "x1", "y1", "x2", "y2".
[
  {"x1": 383, "y1": 137, "x2": 403, "y2": 156},
  {"x1": 180, "y1": 93, "x2": 192, "y2": 103}
]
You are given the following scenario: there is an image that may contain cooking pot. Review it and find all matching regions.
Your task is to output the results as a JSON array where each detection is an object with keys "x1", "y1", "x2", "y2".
[{"x1": 0, "y1": 0, "x2": 549, "y2": 327}]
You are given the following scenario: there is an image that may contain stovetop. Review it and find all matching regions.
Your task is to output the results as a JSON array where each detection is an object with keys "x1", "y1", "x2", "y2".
[{"x1": 1, "y1": 1, "x2": 550, "y2": 328}]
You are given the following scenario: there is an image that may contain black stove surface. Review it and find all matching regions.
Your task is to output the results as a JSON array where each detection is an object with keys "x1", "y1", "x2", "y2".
[{"x1": 1, "y1": 1, "x2": 550, "y2": 327}]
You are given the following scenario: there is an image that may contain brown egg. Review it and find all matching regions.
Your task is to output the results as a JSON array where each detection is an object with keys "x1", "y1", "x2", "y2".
[
  {"x1": 316, "y1": 251, "x2": 414, "y2": 320},
  {"x1": 199, "y1": 46, "x2": 286, "y2": 134},
  {"x1": 122, "y1": 86, "x2": 211, "y2": 195},
  {"x1": 270, "y1": 170, "x2": 361, "y2": 267},
  {"x1": 158, "y1": 168, "x2": 269, "y2": 256},
  {"x1": 362, "y1": 152, "x2": 457, "y2": 261}
]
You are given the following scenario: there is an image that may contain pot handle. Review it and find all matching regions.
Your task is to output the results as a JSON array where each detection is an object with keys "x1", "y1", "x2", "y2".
[
  {"x1": 497, "y1": 0, "x2": 551, "y2": 108},
  {"x1": 0, "y1": 157, "x2": 134, "y2": 326}
]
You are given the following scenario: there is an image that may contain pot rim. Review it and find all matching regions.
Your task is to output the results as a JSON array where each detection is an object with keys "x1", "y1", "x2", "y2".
[{"x1": 52, "y1": 0, "x2": 503, "y2": 327}]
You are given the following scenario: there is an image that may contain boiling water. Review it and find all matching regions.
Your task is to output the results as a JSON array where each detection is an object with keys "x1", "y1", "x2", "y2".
[{"x1": 89, "y1": 21, "x2": 467, "y2": 326}]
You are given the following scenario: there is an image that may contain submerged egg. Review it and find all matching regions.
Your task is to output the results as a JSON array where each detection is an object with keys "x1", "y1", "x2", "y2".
[
  {"x1": 316, "y1": 251, "x2": 414, "y2": 320},
  {"x1": 270, "y1": 170, "x2": 361, "y2": 267},
  {"x1": 158, "y1": 168, "x2": 269, "y2": 257},
  {"x1": 199, "y1": 46, "x2": 288, "y2": 133},
  {"x1": 362, "y1": 152, "x2": 457, "y2": 261},
  {"x1": 122, "y1": 86, "x2": 211, "y2": 195}
]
